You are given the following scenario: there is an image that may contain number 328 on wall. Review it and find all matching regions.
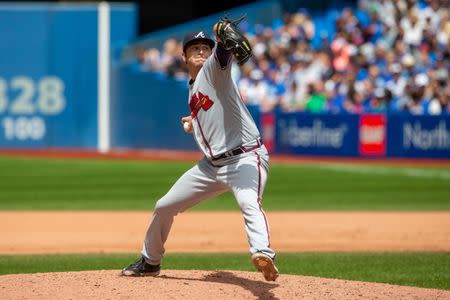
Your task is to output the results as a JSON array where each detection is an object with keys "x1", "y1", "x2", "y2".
[{"x1": 0, "y1": 76, "x2": 66, "y2": 115}]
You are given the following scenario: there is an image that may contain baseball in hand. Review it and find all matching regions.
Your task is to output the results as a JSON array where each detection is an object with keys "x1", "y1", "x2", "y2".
[{"x1": 183, "y1": 122, "x2": 190, "y2": 131}]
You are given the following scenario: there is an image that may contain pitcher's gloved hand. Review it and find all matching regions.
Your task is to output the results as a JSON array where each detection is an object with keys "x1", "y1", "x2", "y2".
[{"x1": 215, "y1": 15, "x2": 252, "y2": 65}]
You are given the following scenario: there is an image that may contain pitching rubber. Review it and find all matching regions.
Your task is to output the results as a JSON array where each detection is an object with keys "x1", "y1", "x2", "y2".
[{"x1": 251, "y1": 253, "x2": 279, "y2": 281}]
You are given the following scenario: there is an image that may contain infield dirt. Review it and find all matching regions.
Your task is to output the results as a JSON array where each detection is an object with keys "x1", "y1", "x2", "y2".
[
  {"x1": 1, "y1": 211, "x2": 450, "y2": 254},
  {"x1": 2, "y1": 211, "x2": 450, "y2": 299}
]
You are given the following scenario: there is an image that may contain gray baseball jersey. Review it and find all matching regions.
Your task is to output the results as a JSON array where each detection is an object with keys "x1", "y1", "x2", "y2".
[
  {"x1": 189, "y1": 51, "x2": 260, "y2": 159},
  {"x1": 140, "y1": 42, "x2": 275, "y2": 266}
]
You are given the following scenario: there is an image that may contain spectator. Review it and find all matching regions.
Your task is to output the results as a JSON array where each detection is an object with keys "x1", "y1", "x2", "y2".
[
  {"x1": 132, "y1": 0, "x2": 450, "y2": 115},
  {"x1": 280, "y1": 79, "x2": 300, "y2": 112},
  {"x1": 344, "y1": 87, "x2": 365, "y2": 114},
  {"x1": 305, "y1": 82, "x2": 327, "y2": 113},
  {"x1": 239, "y1": 69, "x2": 273, "y2": 112},
  {"x1": 386, "y1": 63, "x2": 408, "y2": 101},
  {"x1": 406, "y1": 73, "x2": 431, "y2": 114},
  {"x1": 401, "y1": 10, "x2": 424, "y2": 46},
  {"x1": 134, "y1": 46, "x2": 160, "y2": 72},
  {"x1": 365, "y1": 87, "x2": 387, "y2": 112}
]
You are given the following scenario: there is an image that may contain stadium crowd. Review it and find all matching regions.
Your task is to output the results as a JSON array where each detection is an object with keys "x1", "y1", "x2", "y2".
[{"x1": 135, "y1": 0, "x2": 449, "y2": 115}]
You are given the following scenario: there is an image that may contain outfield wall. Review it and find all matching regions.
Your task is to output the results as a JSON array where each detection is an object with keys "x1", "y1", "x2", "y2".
[
  {"x1": 270, "y1": 112, "x2": 450, "y2": 158},
  {"x1": 0, "y1": 3, "x2": 448, "y2": 159},
  {"x1": 110, "y1": 64, "x2": 197, "y2": 151},
  {"x1": 0, "y1": 3, "x2": 136, "y2": 149}
]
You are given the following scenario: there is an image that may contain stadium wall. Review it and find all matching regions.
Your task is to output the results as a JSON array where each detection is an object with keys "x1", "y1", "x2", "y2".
[
  {"x1": 110, "y1": 64, "x2": 197, "y2": 150},
  {"x1": 271, "y1": 112, "x2": 450, "y2": 158},
  {"x1": 0, "y1": 3, "x2": 136, "y2": 149},
  {"x1": 0, "y1": 2, "x2": 448, "y2": 159}
]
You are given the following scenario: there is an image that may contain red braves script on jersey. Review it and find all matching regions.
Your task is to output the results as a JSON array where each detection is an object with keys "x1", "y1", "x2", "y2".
[{"x1": 190, "y1": 92, "x2": 214, "y2": 117}]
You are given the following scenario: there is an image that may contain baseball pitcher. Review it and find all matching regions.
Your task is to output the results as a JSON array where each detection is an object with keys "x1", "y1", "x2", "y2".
[{"x1": 122, "y1": 16, "x2": 279, "y2": 281}]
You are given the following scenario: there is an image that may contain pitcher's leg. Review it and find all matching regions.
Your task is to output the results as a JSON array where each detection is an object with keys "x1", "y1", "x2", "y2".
[
  {"x1": 227, "y1": 152, "x2": 275, "y2": 259},
  {"x1": 141, "y1": 160, "x2": 226, "y2": 265}
]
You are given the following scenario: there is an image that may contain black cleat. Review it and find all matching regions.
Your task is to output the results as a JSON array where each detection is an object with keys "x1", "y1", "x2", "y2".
[{"x1": 121, "y1": 256, "x2": 160, "y2": 277}]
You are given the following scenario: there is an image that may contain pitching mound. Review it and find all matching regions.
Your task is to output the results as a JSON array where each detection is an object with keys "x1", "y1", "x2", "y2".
[{"x1": 1, "y1": 270, "x2": 448, "y2": 300}]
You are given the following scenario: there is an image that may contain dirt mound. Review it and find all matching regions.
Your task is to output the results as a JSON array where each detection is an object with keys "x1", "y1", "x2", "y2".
[{"x1": 1, "y1": 270, "x2": 448, "y2": 300}]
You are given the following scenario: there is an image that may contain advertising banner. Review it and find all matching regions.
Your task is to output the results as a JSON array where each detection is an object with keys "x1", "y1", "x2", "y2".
[
  {"x1": 358, "y1": 114, "x2": 386, "y2": 156},
  {"x1": 275, "y1": 112, "x2": 359, "y2": 156},
  {"x1": 387, "y1": 115, "x2": 450, "y2": 158},
  {"x1": 261, "y1": 112, "x2": 276, "y2": 153}
]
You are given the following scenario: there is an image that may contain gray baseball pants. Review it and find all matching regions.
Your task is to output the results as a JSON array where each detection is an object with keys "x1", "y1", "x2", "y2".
[{"x1": 141, "y1": 146, "x2": 275, "y2": 265}]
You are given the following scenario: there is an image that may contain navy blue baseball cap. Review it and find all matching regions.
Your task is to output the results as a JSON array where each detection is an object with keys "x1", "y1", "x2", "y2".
[{"x1": 182, "y1": 30, "x2": 215, "y2": 52}]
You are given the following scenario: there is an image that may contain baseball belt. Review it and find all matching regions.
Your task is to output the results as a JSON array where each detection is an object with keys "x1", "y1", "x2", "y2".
[{"x1": 212, "y1": 138, "x2": 262, "y2": 161}]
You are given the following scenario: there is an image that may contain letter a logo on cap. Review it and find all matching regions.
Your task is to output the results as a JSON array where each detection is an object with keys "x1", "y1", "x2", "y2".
[{"x1": 194, "y1": 31, "x2": 206, "y2": 38}]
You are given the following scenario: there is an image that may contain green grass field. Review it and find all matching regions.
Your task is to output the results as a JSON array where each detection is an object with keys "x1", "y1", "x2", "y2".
[
  {"x1": 1, "y1": 155, "x2": 449, "y2": 290},
  {"x1": 0, "y1": 156, "x2": 449, "y2": 210},
  {"x1": 0, "y1": 253, "x2": 449, "y2": 290}
]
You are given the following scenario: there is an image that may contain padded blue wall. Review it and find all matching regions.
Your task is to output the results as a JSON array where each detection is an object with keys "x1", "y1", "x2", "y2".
[{"x1": 0, "y1": 3, "x2": 136, "y2": 148}]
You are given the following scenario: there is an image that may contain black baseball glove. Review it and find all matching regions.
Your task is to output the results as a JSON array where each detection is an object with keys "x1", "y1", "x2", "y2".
[{"x1": 215, "y1": 15, "x2": 252, "y2": 65}]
